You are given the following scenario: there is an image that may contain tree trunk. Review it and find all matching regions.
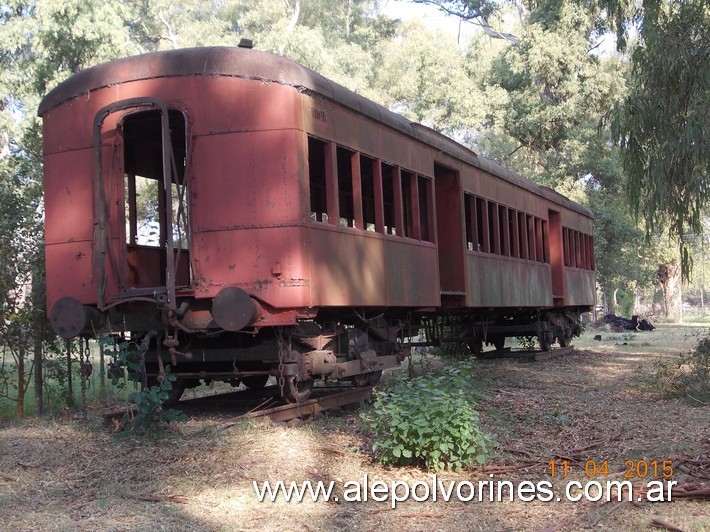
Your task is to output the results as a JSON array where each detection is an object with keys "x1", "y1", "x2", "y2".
[
  {"x1": 66, "y1": 339, "x2": 74, "y2": 406},
  {"x1": 32, "y1": 277, "x2": 44, "y2": 415},
  {"x1": 610, "y1": 287, "x2": 619, "y2": 314},
  {"x1": 656, "y1": 261, "x2": 682, "y2": 322},
  {"x1": 17, "y1": 347, "x2": 25, "y2": 418},
  {"x1": 33, "y1": 329, "x2": 43, "y2": 415}
]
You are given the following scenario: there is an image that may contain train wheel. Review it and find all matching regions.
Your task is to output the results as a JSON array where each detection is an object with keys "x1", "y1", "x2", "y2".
[
  {"x1": 351, "y1": 370, "x2": 382, "y2": 387},
  {"x1": 493, "y1": 336, "x2": 506, "y2": 351},
  {"x1": 538, "y1": 332, "x2": 552, "y2": 352},
  {"x1": 468, "y1": 338, "x2": 483, "y2": 357},
  {"x1": 280, "y1": 376, "x2": 313, "y2": 403},
  {"x1": 557, "y1": 329, "x2": 571, "y2": 348},
  {"x1": 241, "y1": 375, "x2": 269, "y2": 390}
]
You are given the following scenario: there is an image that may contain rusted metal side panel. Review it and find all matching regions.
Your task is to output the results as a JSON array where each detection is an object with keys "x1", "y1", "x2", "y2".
[
  {"x1": 42, "y1": 102, "x2": 93, "y2": 154},
  {"x1": 302, "y1": 93, "x2": 433, "y2": 177},
  {"x1": 191, "y1": 129, "x2": 305, "y2": 231},
  {"x1": 43, "y1": 149, "x2": 94, "y2": 245},
  {"x1": 462, "y1": 165, "x2": 549, "y2": 219},
  {"x1": 564, "y1": 269, "x2": 596, "y2": 306},
  {"x1": 466, "y1": 254, "x2": 552, "y2": 307},
  {"x1": 304, "y1": 97, "x2": 381, "y2": 157},
  {"x1": 45, "y1": 242, "x2": 94, "y2": 309},
  {"x1": 183, "y1": 77, "x2": 303, "y2": 136},
  {"x1": 308, "y1": 227, "x2": 386, "y2": 306},
  {"x1": 560, "y1": 209, "x2": 594, "y2": 234},
  {"x1": 193, "y1": 227, "x2": 309, "y2": 308},
  {"x1": 384, "y1": 239, "x2": 439, "y2": 307}
]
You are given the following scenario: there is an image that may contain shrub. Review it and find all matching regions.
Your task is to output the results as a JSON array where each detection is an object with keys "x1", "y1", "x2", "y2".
[
  {"x1": 124, "y1": 370, "x2": 188, "y2": 435},
  {"x1": 656, "y1": 332, "x2": 710, "y2": 404},
  {"x1": 361, "y1": 362, "x2": 495, "y2": 471}
]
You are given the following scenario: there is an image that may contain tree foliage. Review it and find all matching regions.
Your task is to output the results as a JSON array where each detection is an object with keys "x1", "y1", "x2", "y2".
[
  {"x1": 375, "y1": 20, "x2": 482, "y2": 133},
  {"x1": 611, "y1": 0, "x2": 709, "y2": 279},
  {"x1": 482, "y1": 3, "x2": 625, "y2": 187},
  {"x1": 411, "y1": 0, "x2": 498, "y2": 20}
]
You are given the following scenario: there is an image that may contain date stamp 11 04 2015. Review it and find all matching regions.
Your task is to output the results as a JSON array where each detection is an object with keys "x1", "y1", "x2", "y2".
[{"x1": 548, "y1": 459, "x2": 674, "y2": 479}]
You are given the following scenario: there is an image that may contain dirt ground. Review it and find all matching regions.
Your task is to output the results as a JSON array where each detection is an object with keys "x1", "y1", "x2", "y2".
[{"x1": 0, "y1": 326, "x2": 708, "y2": 531}]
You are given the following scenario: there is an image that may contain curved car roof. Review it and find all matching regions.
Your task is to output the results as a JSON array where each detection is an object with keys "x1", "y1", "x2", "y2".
[{"x1": 39, "y1": 46, "x2": 593, "y2": 218}]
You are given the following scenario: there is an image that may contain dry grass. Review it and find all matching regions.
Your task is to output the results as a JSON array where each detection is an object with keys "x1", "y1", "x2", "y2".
[{"x1": 0, "y1": 327, "x2": 708, "y2": 531}]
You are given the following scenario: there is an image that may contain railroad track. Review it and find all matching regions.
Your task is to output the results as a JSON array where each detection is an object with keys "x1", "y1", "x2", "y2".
[
  {"x1": 103, "y1": 384, "x2": 374, "y2": 426},
  {"x1": 477, "y1": 345, "x2": 575, "y2": 361}
]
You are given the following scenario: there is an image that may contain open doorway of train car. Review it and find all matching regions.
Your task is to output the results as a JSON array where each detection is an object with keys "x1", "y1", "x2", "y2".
[
  {"x1": 121, "y1": 109, "x2": 191, "y2": 293},
  {"x1": 434, "y1": 164, "x2": 466, "y2": 305}
]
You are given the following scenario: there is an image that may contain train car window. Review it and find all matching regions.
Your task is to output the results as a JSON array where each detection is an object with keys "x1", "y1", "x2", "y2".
[
  {"x1": 401, "y1": 170, "x2": 419, "y2": 238},
  {"x1": 123, "y1": 109, "x2": 188, "y2": 250},
  {"x1": 488, "y1": 202, "x2": 499, "y2": 254},
  {"x1": 464, "y1": 194, "x2": 473, "y2": 250},
  {"x1": 498, "y1": 205, "x2": 509, "y2": 256},
  {"x1": 509, "y1": 209, "x2": 519, "y2": 258},
  {"x1": 580, "y1": 231, "x2": 587, "y2": 268},
  {"x1": 542, "y1": 220, "x2": 549, "y2": 263},
  {"x1": 476, "y1": 197, "x2": 488, "y2": 252},
  {"x1": 589, "y1": 235, "x2": 595, "y2": 269},
  {"x1": 361, "y1": 155, "x2": 377, "y2": 231},
  {"x1": 125, "y1": 175, "x2": 160, "y2": 247},
  {"x1": 535, "y1": 218, "x2": 544, "y2": 263},
  {"x1": 418, "y1": 176, "x2": 434, "y2": 242},
  {"x1": 336, "y1": 146, "x2": 355, "y2": 227},
  {"x1": 572, "y1": 231, "x2": 578, "y2": 267},
  {"x1": 382, "y1": 163, "x2": 398, "y2": 235},
  {"x1": 569, "y1": 230, "x2": 579, "y2": 268},
  {"x1": 527, "y1": 215, "x2": 536, "y2": 261},
  {"x1": 308, "y1": 136, "x2": 328, "y2": 223},
  {"x1": 560, "y1": 231, "x2": 595, "y2": 270},
  {"x1": 518, "y1": 211, "x2": 527, "y2": 259}
]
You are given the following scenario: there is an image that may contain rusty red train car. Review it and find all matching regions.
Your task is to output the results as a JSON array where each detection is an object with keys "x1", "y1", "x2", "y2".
[{"x1": 39, "y1": 46, "x2": 595, "y2": 402}]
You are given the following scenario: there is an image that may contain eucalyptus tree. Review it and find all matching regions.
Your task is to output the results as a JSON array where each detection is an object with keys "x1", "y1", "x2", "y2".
[
  {"x1": 612, "y1": 0, "x2": 709, "y2": 280},
  {"x1": 373, "y1": 19, "x2": 483, "y2": 134}
]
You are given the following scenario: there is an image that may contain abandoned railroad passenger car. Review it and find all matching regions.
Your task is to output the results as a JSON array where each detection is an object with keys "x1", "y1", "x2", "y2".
[{"x1": 39, "y1": 46, "x2": 595, "y2": 402}]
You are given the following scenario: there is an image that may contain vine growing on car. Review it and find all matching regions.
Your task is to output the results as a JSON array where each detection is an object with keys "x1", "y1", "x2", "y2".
[{"x1": 102, "y1": 338, "x2": 187, "y2": 435}]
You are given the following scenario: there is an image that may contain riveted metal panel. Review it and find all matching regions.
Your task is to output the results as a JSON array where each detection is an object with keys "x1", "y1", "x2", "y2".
[
  {"x1": 467, "y1": 254, "x2": 552, "y2": 307},
  {"x1": 564, "y1": 269, "x2": 596, "y2": 306},
  {"x1": 43, "y1": 149, "x2": 94, "y2": 245},
  {"x1": 308, "y1": 226, "x2": 386, "y2": 306},
  {"x1": 384, "y1": 239, "x2": 439, "y2": 307},
  {"x1": 193, "y1": 226, "x2": 309, "y2": 309},
  {"x1": 191, "y1": 129, "x2": 305, "y2": 232},
  {"x1": 45, "y1": 241, "x2": 94, "y2": 309}
]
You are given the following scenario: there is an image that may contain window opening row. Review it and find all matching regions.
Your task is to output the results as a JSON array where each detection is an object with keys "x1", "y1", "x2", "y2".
[
  {"x1": 464, "y1": 193, "x2": 548, "y2": 263},
  {"x1": 308, "y1": 136, "x2": 434, "y2": 242},
  {"x1": 563, "y1": 228, "x2": 594, "y2": 270}
]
